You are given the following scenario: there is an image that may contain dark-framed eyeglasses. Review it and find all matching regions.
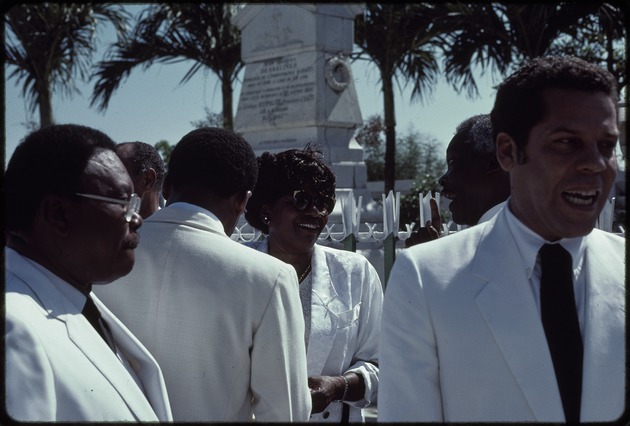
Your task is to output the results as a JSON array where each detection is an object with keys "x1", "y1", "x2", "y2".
[
  {"x1": 291, "y1": 190, "x2": 335, "y2": 216},
  {"x1": 75, "y1": 192, "x2": 141, "y2": 222}
]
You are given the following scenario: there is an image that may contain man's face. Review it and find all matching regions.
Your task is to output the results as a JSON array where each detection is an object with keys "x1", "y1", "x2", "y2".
[
  {"x1": 499, "y1": 89, "x2": 618, "y2": 241},
  {"x1": 439, "y1": 134, "x2": 495, "y2": 226},
  {"x1": 68, "y1": 150, "x2": 142, "y2": 285}
]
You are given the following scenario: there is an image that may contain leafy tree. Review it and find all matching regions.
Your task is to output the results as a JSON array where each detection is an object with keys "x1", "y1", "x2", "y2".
[
  {"x1": 91, "y1": 4, "x2": 242, "y2": 130},
  {"x1": 356, "y1": 115, "x2": 445, "y2": 183},
  {"x1": 353, "y1": 4, "x2": 447, "y2": 194},
  {"x1": 154, "y1": 139, "x2": 174, "y2": 164},
  {"x1": 5, "y1": 3, "x2": 129, "y2": 127},
  {"x1": 190, "y1": 107, "x2": 223, "y2": 128},
  {"x1": 398, "y1": 165, "x2": 447, "y2": 227},
  {"x1": 355, "y1": 114, "x2": 446, "y2": 226},
  {"x1": 552, "y1": 3, "x2": 626, "y2": 91},
  {"x1": 437, "y1": 3, "x2": 626, "y2": 97}
]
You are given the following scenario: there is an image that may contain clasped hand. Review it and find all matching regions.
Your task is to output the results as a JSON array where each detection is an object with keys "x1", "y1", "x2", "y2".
[{"x1": 308, "y1": 375, "x2": 345, "y2": 413}]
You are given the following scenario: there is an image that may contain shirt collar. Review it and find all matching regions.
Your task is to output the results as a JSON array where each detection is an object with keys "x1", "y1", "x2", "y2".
[
  {"x1": 478, "y1": 201, "x2": 507, "y2": 224},
  {"x1": 14, "y1": 249, "x2": 87, "y2": 311},
  {"x1": 167, "y1": 201, "x2": 221, "y2": 222},
  {"x1": 503, "y1": 199, "x2": 586, "y2": 279}
]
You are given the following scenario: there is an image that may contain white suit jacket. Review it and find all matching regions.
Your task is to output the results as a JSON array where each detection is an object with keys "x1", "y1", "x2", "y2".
[
  {"x1": 246, "y1": 241, "x2": 383, "y2": 422},
  {"x1": 95, "y1": 204, "x2": 311, "y2": 422},
  {"x1": 379, "y1": 206, "x2": 625, "y2": 422},
  {"x1": 4, "y1": 248, "x2": 172, "y2": 422}
]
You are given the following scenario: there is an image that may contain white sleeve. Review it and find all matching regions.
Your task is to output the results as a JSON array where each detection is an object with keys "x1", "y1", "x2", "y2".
[
  {"x1": 378, "y1": 250, "x2": 443, "y2": 422},
  {"x1": 249, "y1": 264, "x2": 312, "y2": 421},
  {"x1": 5, "y1": 309, "x2": 57, "y2": 421}
]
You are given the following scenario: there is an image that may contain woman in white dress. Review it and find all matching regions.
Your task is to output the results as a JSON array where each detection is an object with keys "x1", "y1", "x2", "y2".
[{"x1": 244, "y1": 145, "x2": 382, "y2": 423}]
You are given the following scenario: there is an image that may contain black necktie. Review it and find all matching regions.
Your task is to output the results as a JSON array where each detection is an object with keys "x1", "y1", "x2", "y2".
[
  {"x1": 539, "y1": 243, "x2": 583, "y2": 423},
  {"x1": 82, "y1": 296, "x2": 115, "y2": 352}
]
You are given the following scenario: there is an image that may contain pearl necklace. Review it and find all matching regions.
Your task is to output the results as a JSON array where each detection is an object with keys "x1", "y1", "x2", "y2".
[{"x1": 298, "y1": 263, "x2": 312, "y2": 284}]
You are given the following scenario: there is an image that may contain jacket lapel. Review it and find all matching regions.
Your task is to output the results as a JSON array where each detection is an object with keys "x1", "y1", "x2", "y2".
[
  {"x1": 6, "y1": 249, "x2": 161, "y2": 421},
  {"x1": 93, "y1": 295, "x2": 172, "y2": 421},
  {"x1": 306, "y1": 245, "x2": 339, "y2": 376},
  {"x1": 472, "y1": 211, "x2": 565, "y2": 421},
  {"x1": 64, "y1": 301, "x2": 158, "y2": 420}
]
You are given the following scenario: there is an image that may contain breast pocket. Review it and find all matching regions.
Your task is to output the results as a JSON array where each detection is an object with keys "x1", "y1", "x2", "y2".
[{"x1": 334, "y1": 302, "x2": 361, "y2": 329}]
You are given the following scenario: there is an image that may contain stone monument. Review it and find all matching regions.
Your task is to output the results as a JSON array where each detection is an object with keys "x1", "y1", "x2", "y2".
[{"x1": 233, "y1": 4, "x2": 379, "y2": 221}]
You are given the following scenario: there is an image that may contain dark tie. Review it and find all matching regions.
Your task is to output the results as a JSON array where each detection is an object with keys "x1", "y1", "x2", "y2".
[
  {"x1": 539, "y1": 243, "x2": 583, "y2": 423},
  {"x1": 82, "y1": 296, "x2": 115, "y2": 352}
]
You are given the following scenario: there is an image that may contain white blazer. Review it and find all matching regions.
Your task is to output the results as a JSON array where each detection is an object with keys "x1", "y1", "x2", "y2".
[
  {"x1": 246, "y1": 241, "x2": 383, "y2": 422},
  {"x1": 95, "y1": 204, "x2": 311, "y2": 422},
  {"x1": 5, "y1": 248, "x2": 172, "y2": 422},
  {"x1": 379, "y1": 206, "x2": 625, "y2": 422}
]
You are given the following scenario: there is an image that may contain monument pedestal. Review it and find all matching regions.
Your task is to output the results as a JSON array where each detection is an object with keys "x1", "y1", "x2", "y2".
[{"x1": 233, "y1": 4, "x2": 381, "y2": 223}]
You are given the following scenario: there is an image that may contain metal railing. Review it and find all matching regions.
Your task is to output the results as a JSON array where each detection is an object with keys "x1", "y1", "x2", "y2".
[
  {"x1": 232, "y1": 190, "x2": 623, "y2": 289},
  {"x1": 232, "y1": 191, "x2": 427, "y2": 288}
]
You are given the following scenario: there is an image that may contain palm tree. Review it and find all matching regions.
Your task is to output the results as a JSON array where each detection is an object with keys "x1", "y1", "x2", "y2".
[
  {"x1": 438, "y1": 3, "x2": 626, "y2": 97},
  {"x1": 353, "y1": 3, "x2": 446, "y2": 194},
  {"x1": 5, "y1": 3, "x2": 129, "y2": 128},
  {"x1": 91, "y1": 4, "x2": 242, "y2": 130},
  {"x1": 554, "y1": 3, "x2": 626, "y2": 91}
]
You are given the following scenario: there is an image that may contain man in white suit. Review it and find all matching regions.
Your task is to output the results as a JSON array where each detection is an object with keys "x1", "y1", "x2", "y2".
[
  {"x1": 95, "y1": 127, "x2": 312, "y2": 421},
  {"x1": 379, "y1": 56, "x2": 625, "y2": 422},
  {"x1": 4, "y1": 124, "x2": 172, "y2": 421}
]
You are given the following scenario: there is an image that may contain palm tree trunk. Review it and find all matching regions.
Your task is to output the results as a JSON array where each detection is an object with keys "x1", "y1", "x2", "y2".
[
  {"x1": 38, "y1": 83, "x2": 54, "y2": 128},
  {"x1": 221, "y1": 75, "x2": 234, "y2": 131},
  {"x1": 383, "y1": 72, "x2": 397, "y2": 194}
]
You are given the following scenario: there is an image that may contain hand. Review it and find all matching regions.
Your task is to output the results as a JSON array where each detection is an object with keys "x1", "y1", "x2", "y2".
[
  {"x1": 405, "y1": 197, "x2": 442, "y2": 248},
  {"x1": 308, "y1": 375, "x2": 345, "y2": 414}
]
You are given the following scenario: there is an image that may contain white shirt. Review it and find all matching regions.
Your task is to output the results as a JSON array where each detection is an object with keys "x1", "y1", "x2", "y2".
[{"x1": 504, "y1": 202, "x2": 587, "y2": 335}]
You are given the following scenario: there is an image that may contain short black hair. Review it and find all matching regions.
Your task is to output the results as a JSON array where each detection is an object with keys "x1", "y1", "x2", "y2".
[
  {"x1": 454, "y1": 114, "x2": 494, "y2": 158},
  {"x1": 116, "y1": 141, "x2": 166, "y2": 188},
  {"x1": 5, "y1": 124, "x2": 117, "y2": 233},
  {"x1": 245, "y1": 144, "x2": 336, "y2": 234},
  {"x1": 491, "y1": 55, "x2": 618, "y2": 152},
  {"x1": 167, "y1": 127, "x2": 258, "y2": 198}
]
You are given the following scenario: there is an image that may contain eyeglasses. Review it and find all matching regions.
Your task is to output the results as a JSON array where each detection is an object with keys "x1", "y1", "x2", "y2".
[
  {"x1": 290, "y1": 190, "x2": 336, "y2": 216},
  {"x1": 75, "y1": 192, "x2": 141, "y2": 222}
]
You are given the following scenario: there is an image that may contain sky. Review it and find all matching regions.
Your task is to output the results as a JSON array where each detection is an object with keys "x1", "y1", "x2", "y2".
[{"x1": 2, "y1": 4, "x2": 507, "y2": 168}]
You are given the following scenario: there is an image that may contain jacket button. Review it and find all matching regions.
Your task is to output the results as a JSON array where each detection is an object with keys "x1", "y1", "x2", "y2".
[{"x1": 323, "y1": 411, "x2": 330, "y2": 419}]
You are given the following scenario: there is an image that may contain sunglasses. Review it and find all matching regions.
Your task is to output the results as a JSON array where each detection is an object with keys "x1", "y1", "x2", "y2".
[
  {"x1": 290, "y1": 190, "x2": 336, "y2": 216},
  {"x1": 75, "y1": 192, "x2": 142, "y2": 222}
]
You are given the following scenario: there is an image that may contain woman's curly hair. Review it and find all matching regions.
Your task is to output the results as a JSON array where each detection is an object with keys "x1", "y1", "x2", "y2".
[{"x1": 245, "y1": 144, "x2": 336, "y2": 234}]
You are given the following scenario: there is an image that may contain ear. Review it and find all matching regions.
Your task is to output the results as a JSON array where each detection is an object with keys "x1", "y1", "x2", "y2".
[
  {"x1": 40, "y1": 195, "x2": 71, "y2": 237},
  {"x1": 161, "y1": 174, "x2": 171, "y2": 202},
  {"x1": 496, "y1": 132, "x2": 518, "y2": 172},
  {"x1": 235, "y1": 190, "x2": 252, "y2": 215},
  {"x1": 143, "y1": 168, "x2": 158, "y2": 192},
  {"x1": 485, "y1": 157, "x2": 502, "y2": 173}
]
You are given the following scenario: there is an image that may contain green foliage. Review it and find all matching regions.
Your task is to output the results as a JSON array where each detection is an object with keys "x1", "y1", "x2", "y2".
[
  {"x1": 356, "y1": 115, "x2": 445, "y2": 181},
  {"x1": 91, "y1": 4, "x2": 242, "y2": 129},
  {"x1": 190, "y1": 107, "x2": 223, "y2": 128},
  {"x1": 438, "y1": 3, "x2": 627, "y2": 97},
  {"x1": 353, "y1": 3, "x2": 446, "y2": 193},
  {"x1": 154, "y1": 140, "x2": 174, "y2": 165},
  {"x1": 5, "y1": 3, "x2": 129, "y2": 127},
  {"x1": 355, "y1": 114, "x2": 447, "y2": 225}
]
